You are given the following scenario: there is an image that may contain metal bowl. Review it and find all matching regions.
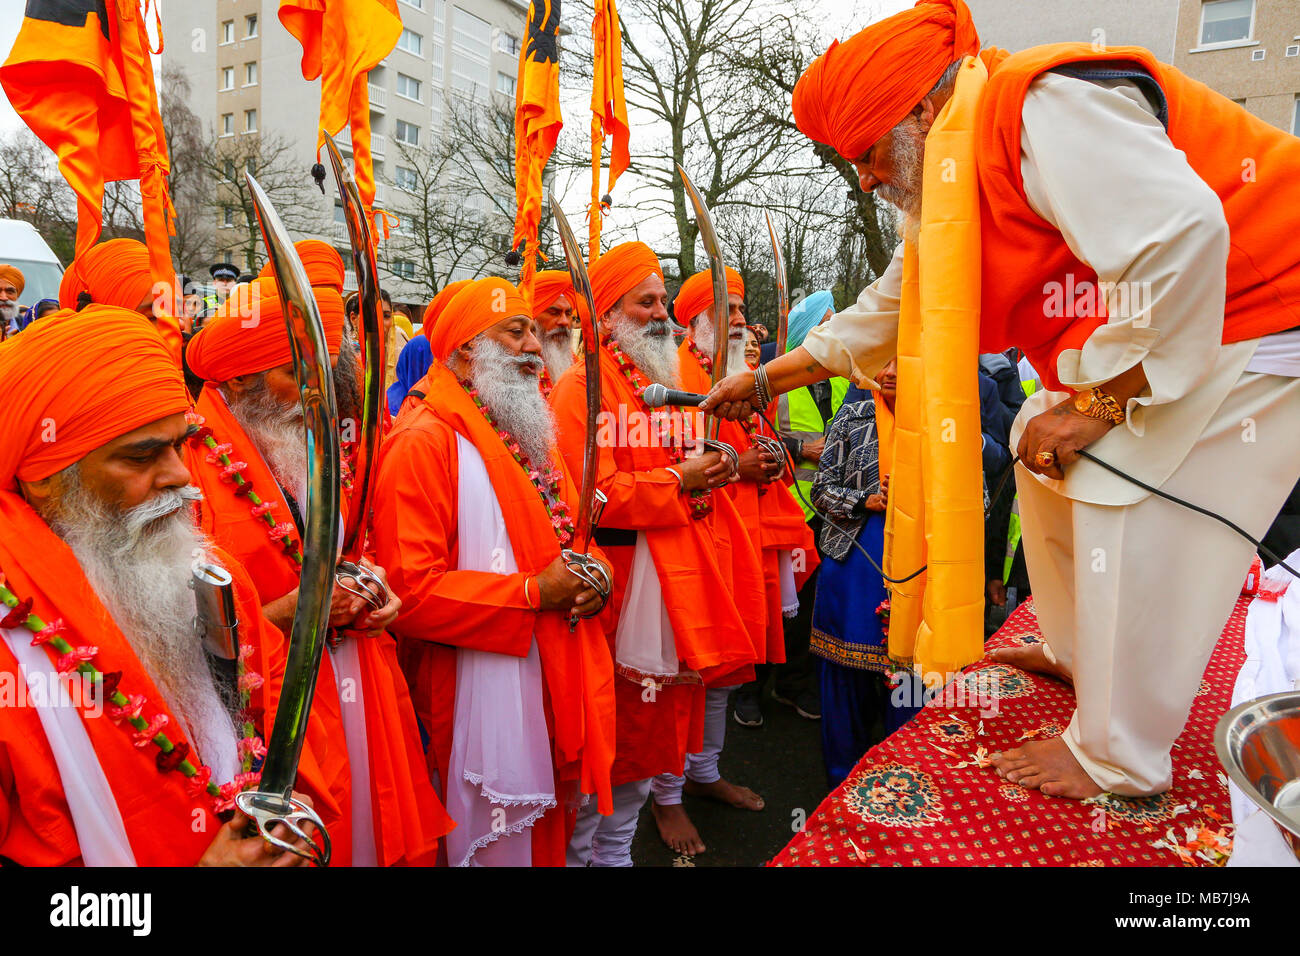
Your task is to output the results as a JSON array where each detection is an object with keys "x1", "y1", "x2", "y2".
[{"x1": 1214, "y1": 691, "x2": 1300, "y2": 856}]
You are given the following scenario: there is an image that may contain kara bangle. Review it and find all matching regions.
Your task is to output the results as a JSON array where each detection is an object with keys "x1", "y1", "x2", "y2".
[
  {"x1": 523, "y1": 575, "x2": 540, "y2": 612},
  {"x1": 753, "y1": 366, "x2": 772, "y2": 410},
  {"x1": 666, "y1": 466, "x2": 684, "y2": 491}
]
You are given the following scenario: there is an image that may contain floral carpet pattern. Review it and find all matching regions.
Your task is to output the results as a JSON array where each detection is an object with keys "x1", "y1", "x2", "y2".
[{"x1": 771, "y1": 596, "x2": 1249, "y2": 866}]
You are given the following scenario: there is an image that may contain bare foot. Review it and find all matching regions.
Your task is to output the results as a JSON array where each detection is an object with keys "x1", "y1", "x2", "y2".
[
  {"x1": 651, "y1": 802, "x2": 706, "y2": 856},
  {"x1": 989, "y1": 642, "x2": 1072, "y2": 683},
  {"x1": 989, "y1": 737, "x2": 1103, "y2": 799},
  {"x1": 684, "y1": 777, "x2": 765, "y2": 811}
]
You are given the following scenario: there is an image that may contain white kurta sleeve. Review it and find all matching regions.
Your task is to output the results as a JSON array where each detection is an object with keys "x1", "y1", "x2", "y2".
[
  {"x1": 1019, "y1": 71, "x2": 1230, "y2": 437},
  {"x1": 801, "y1": 240, "x2": 904, "y2": 386}
]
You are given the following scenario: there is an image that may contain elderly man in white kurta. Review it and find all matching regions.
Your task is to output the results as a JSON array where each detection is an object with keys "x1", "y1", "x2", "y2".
[{"x1": 703, "y1": 0, "x2": 1300, "y2": 799}]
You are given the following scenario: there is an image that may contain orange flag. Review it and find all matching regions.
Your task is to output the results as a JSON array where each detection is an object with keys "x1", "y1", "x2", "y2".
[
  {"x1": 279, "y1": 0, "x2": 402, "y2": 213},
  {"x1": 0, "y1": 0, "x2": 182, "y2": 360},
  {"x1": 589, "y1": 0, "x2": 629, "y2": 264},
  {"x1": 513, "y1": 0, "x2": 564, "y2": 304}
]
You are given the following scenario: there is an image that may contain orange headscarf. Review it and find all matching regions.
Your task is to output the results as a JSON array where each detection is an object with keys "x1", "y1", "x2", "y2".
[
  {"x1": 422, "y1": 279, "x2": 474, "y2": 342},
  {"x1": 587, "y1": 241, "x2": 662, "y2": 319},
  {"x1": 428, "y1": 277, "x2": 529, "y2": 363},
  {"x1": 58, "y1": 238, "x2": 155, "y2": 312},
  {"x1": 185, "y1": 276, "x2": 346, "y2": 382},
  {"x1": 0, "y1": 306, "x2": 189, "y2": 488},
  {"x1": 792, "y1": 0, "x2": 980, "y2": 161},
  {"x1": 531, "y1": 270, "x2": 575, "y2": 318},
  {"x1": 0, "y1": 264, "x2": 24, "y2": 296},
  {"x1": 673, "y1": 266, "x2": 744, "y2": 325},
  {"x1": 257, "y1": 239, "x2": 346, "y2": 293}
]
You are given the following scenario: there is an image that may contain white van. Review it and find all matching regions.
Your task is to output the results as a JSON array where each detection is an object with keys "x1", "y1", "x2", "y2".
[{"x1": 0, "y1": 218, "x2": 64, "y2": 305}]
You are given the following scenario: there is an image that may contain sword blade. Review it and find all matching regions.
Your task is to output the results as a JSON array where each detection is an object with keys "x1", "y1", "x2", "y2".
[
  {"x1": 548, "y1": 195, "x2": 603, "y2": 549},
  {"x1": 245, "y1": 172, "x2": 342, "y2": 801},
  {"x1": 323, "y1": 133, "x2": 385, "y2": 562},
  {"x1": 677, "y1": 165, "x2": 729, "y2": 441},
  {"x1": 765, "y1": 210, "x2": 789, "y2": 357}
]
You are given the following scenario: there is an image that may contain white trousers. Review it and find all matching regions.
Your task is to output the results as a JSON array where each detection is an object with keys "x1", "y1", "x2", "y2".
[
  {"x1": 567, "y1": 778, "x2": 652, "y2": 867},
  {"x1": 1016, "y1": 370, "x2": 1300, "y2": 795},
  {"x1": 650, "y1": 685, "x2": 731, "y2": 805}
]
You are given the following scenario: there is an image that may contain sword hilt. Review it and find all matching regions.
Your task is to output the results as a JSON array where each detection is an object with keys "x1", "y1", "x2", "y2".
[
  {"x1": 702, "y1": 438, "x2": 740, "y2": 478},
  {"x1": 561, "y1": 550, "x2": 613, "y2": 633},
  {"x1": 236, "y1": 790, "x2": 331, "y2": 866}
]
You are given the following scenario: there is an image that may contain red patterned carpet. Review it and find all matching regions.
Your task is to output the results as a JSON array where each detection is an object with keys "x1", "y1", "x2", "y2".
[{"x1": 771, "y1": 596, "x2": 1248, "y2": 866}]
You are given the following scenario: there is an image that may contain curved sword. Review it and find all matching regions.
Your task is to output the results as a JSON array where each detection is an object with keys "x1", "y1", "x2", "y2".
[
  {"x1": 234, "y1": 172, "x2": 339, "y2": 867},
  {"x1": 765, "y1": 210, "x2": 789, "y2": 358},
  {"x1": 548, "y1": 195, "x2": 611, "y2": 628},
  {"x1": 677, "y1": 164, "x2": 737, "y2": 468},
  {"x1": 323, "y1": 132, "x2": 389, "y2": 617}
]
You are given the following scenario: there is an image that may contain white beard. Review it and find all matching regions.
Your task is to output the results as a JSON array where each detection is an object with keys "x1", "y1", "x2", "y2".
[
  {"x1": 0, "y1": 301, "x2": 16, "y2": 323},
  {"x1": 226, "y1": 378, "x2": 308, "y2": 506},
  {"x1": 691, "y1": 315, "x2": 748, "y2": 376},
  {"x1": 607, "y1": 308, "x2": 680, "y2": 387},
  {"x1": 877, "y1": 113, "x2": 926, "y2": 226},
  {"x1": 538, "y1": 326, "x2": 574, "y2": 379},
  {"x1": 468, "y1": 336, "x2": 557, "y2": 468},
  {"x1": 47, "y1": 467, "x2": 241, "y2": 781}
]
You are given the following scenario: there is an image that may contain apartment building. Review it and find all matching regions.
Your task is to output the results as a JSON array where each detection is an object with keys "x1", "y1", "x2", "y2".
[
  {"x1": 965, "y1": 0, "x2": 1180, "y2": 58},
  {"x1": 161, "y1": 0, "x2": 529, "y2": 303}
]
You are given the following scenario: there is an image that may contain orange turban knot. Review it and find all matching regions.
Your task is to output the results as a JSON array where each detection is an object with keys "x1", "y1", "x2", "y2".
[
  {"x1": 58, "y1": 238, "x2": 155, "y2": 312},
  {"x1": 0, "y1": 264, "x2": 24, "y2": 296},
  {"x1": 422, "y1": 279, "x2": 474, "y2": 343},
  {"x1": 792, "y1": 0, "x2": 980, "y2": 162},
  {"x1": 673, "y1": 267, "x2": 744, "y2": 326},
  {"x1": 257, "y1": 240, "x2": 346, "y2": 294},
  {"x1": 428, "y1": 277, "x2": 529, "y2": 362},
  {"x1": 587, "y1": 242, "x2": 663, "y2": 320},
  {"x1": 0, "y1": 306, "x2": 189, "y2": 487},
  {"x1": 185, "y1": 276, "x2": 346, "y2": 382},
  {"x1": 530, "y1": 270, "x2": 576, "y2": 318}
]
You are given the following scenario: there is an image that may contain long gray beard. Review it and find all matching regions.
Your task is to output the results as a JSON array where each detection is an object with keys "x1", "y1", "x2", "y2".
[
  {"x1": 468, "y1": 336, "x2": 557, "y2": 467},
  {"x1": 877, "y1": 114, "x2": 926, "y2": 225},
  {"x1": 46, "y1": 467, "x2": 240, "y2": 781},
  {"x1": 539, "y1": 327, "x2": 574, "y2": 379},
  {"x1": 0, "y1": 301, "x2": 16, "y2": 323},
  {"x1": 225, "y1": 377, "x2": 308, "y2": 506},
  {"x1": 608, "y1": 309, "x2": 680, "y2": 387},
  {"x1": 691, "y1": 316, "x2": 747, "y2": 376}
]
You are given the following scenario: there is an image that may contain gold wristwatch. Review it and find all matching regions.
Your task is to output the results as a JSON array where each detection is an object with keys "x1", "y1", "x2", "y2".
[{"x1": 1073, "y1": 386, "x2": 1126, "y2": 425}]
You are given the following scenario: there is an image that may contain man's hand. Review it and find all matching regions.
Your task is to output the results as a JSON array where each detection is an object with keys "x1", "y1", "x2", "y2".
[
  {"x1": 737, "y1": 446, "x2": 782, "y2": 484},
  {"x1": 335, "y1": 560, "x2": 401, "y2": 637},
  {"x1": 534, "y1": 554, "x2": 612, "y2": 620},
  {"x1": 699, "y1": 371, "x2": 758, "y2": 421},
  {"x1": 801, "y1": 436, "x2": 826, "y2": 464},
  {"x1": 197, "y1": 792, "x2": 319, "y2": 867},
  {"x1": 678, "y1": 449, "x2": 732, "y2": 491},
  {"x1": 987, "y1": 578, "x2": 1007, "y2": 608},
  {"x1": 1016, "y1": 397, "x2": 1114, "y2": 480}
]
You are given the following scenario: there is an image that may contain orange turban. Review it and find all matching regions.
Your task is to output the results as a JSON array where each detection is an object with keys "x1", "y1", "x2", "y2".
[
  {"x1": 587, "y1": 242, "x2": 663, "y2": 319},
  {"x1": 257, "y1": 240, "x2": 346, "y2": 294},
  {"x1": 0, "y1": 306, "x2": 189, "y2": 487},
  {"x1": 58, "y1": 238, "x2": 154, "y2": 312},
  {"x1": 530, "y1": 270, "x2": 575, "y2": 318},
  {"x1": 186, "y1": 276, "x2": 346, "y2": 382},
  {"x1": 428, "y1": 277, "x2": 529, "y2": 362},
  {"x1": 421, "y1": 279, "x2": 473, "y2": 342},
  {"x1": 792, "y1": 0, "x2": 980, "y2": 161},
  {"x1": 673, "y1": 267, "x2": 744, "y2": 325},
  {"x1": 0, "y1": 264, "x2": 24, "y2": 296}
]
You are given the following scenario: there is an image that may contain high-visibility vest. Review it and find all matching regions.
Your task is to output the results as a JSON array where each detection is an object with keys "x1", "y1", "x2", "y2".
[{"x1": 777, "y1": 377, "x2": 849, "y2": 522}]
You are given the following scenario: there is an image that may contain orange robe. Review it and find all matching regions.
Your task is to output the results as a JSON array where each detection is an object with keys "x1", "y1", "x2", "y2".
[
  {"x1": 549, "y1": 345, "x2": 759, "y2": 785},
  {"x1": 0, "y1": 490, "x2": 338, "y2": 866},
  {"x1": 371, "y1": 363, "x2": 616, "y2": 866},
  {"x1": 186, "y1": 383, "x2": 450, "y2": 866}
]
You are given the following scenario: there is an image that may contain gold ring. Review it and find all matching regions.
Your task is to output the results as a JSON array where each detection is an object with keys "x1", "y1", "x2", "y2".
[{"x1": 1034, "y1": 450, "x2": 1056, "y2": 468}]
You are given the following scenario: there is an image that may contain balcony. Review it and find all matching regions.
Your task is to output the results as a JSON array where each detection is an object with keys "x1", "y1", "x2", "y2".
[
  {"x1": 368, "y1": 83, "x2": 386, "y2": 112},
  {"x1": 334, "y1": 128, "x2": 386, "y2": 158}
]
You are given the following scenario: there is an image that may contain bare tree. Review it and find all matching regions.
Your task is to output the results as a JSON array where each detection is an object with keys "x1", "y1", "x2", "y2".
[{"x1": 160, "y1": 63, "x2": 215, "y2": 277}]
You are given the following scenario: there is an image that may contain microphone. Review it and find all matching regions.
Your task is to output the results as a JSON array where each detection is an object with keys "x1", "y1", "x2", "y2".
[{"x1": 642, "y1": 383, "x2": 709, "y2": 408}]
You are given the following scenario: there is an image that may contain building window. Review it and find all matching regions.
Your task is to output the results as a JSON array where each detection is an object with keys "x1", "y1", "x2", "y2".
[
  {"x1": 223, "y1": 207, "x2": 235, "y2": 227},
  {"x1": 451, "y1": 8, "x2": 491, "y2": 99},
  {"x1": 245, "y1": 62, "x2": 258, "y2": 86},
  {"x1": 395, "y1": 165, "x2": 419, "y2": 191},
  {"x1": 496, "y1": 72, "x2": 516, "y2": 96},
  {"x1": 500, "y1": 33, "x2": 521, "y2": 56},
  {"x1": 246, "y1": 14, "x2": 258, "y2": 38},
  {"x1": 399, "y1": 0, "x2": 423, "y2": 8},
  {"x1": 221, "y1": 113, "x2": 234, "y2": 135},
  {"x1": 244, "y1": 108, "x2": 258, "y2": 132},
  {"x1": 397, "y1": 73, "x2": 422, "y2": 102},
  {"x1": 333, "y1": 203, "x2": 347, "y2": 224},
  {"x1": 398, "y1": 28, "x2": 423, "y2": 56},
  {"x1": 393, "y1": 260, "x2": 416, "y2": 280},
  {"x1": 222, "y1": 20, "x2": 234, "y2": 44},
  {"x1": 221, "y1": 66, "x2": 234, "y2": 90},
  {"x1": 1293, "y1": 97, "x2": 1300, "y2": 137},
  {"x1": 1199, "y1": 0, "x2": 1253, "y2": 46},
  {"x1": 395, "y1": 120, "x2": 420, "y2": 146}
]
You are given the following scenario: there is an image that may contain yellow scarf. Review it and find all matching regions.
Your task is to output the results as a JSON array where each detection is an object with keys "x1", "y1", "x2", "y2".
[{"x1": 882, "y1": 55, "x2": 986, "y2": 686}]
